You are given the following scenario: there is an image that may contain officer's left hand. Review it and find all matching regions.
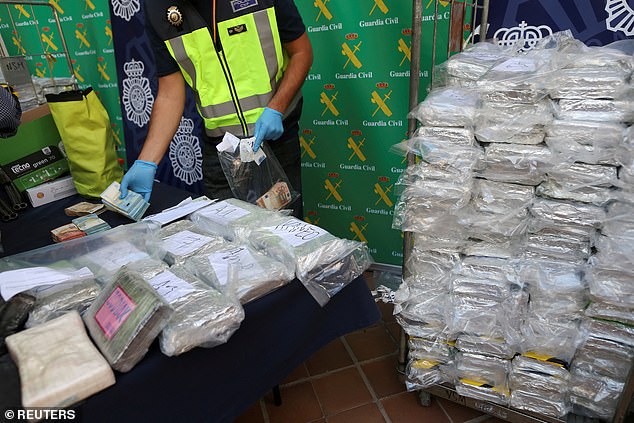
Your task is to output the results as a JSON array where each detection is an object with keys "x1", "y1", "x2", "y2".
[{"x1": 253, "y1": 107, "x2": 283, "y2": 152}]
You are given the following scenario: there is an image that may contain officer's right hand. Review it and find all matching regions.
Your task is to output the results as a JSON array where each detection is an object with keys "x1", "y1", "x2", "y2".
[{"x1": 119, "y1": 160, "x2": 157, "y2": 202}]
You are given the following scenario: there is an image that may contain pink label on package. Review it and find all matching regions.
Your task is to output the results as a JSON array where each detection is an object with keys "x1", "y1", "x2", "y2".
[{"x1": 94, "y1": 286, "x2": 137, "y2": 340}]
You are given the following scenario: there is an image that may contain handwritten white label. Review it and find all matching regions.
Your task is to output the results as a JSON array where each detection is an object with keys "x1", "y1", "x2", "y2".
[
  {"x1": 207, "y1": 246, "x2": 263, "y2": 286},
  {"x1": 162, "y1": 230, "x2": 214, "y2": 256},
  {"x1": 143, "y1": 196, "x2": 215, "y2": 225},
  {"x1": 492, "y1": 57, "x2": 537, "y2": 73},
  {"x1": 82, "y1": 242, "x2": 149, "y2": 272},
  {"x1": 149, "y1": 271, "x2": 196, "y2": 304},
  {"x1": 267, "y1": 219, "x2": 329, "y2": 247},
  {"x1": 0, "y1": 267, "x2": 94, "y2": 300},
  {"x1": 197, "y1": 200, "x2": 250, "y2": 225}
]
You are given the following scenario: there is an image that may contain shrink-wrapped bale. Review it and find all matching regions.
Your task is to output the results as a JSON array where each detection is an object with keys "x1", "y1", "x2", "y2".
[
  {"x1": 479, "y1": 144, "x2": 552, "y2": 185},
  {"x1": 148, "y1": 266, "x2": 244, "y2": 356},
  {"x1": 83, "y1": 267, "x2": 174, "y2": 372},
  {"x1": 409, "y1": 87, "x2": 480, "y2": 127},
  {"x1": 6, "y1": 311, "x2": 115, "y2": 408},
  {"x1": 185, "y1": 243, "x2": 294, "y2": 304}
]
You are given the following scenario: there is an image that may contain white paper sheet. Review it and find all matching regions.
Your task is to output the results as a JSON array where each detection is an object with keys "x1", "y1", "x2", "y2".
[
  {"x1": 162, "y1": 230, "x2": 214, "y2": 256},
  {"x1": 143, "y1": 196, "x2": 215, "y2": 226},
  {"x1": 207, "y1": 247, "x2": 264, "y2": 286},
  {"x1": 149, "y1": 271, "x2": 196, "y2": 304},
  {"x1": 0, "y1": 267, "x2": 94, "y2": 300},
  {"x1": 266, "y1": 220, "x2": 329, "y2": 247},
  {"x1": 196, "y1": 200, "x2": 251, "y2": 226}
]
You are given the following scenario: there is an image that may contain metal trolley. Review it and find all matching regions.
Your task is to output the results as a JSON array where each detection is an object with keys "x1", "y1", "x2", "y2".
[{"x1": 400, "y1": 1, "x2": 634, "y2": 422}]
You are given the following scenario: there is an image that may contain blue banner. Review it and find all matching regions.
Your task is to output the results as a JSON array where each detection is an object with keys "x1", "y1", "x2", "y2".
[
  {"x1": 485, "y1": 0, "x2": 633, "y2": 48},
  {"x1": 108, "y1": 0, "x2": 204, "y2": 194}
]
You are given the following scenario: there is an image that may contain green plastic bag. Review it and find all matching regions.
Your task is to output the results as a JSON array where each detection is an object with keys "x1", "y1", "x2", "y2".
[{"x1": 46, "y1": 88, "x2": 122, "y2": 198}]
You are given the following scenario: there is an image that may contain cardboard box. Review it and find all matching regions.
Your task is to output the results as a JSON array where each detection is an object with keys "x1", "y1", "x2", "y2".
[{"x1": 26, "y1": 175, "x2": 77, "y2": 207}]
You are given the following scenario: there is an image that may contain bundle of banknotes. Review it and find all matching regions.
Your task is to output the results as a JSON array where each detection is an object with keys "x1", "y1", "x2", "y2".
[
  {"x1": 72, "y1": 214, "x2": 111, "y2": 235},
  {"x1": 64, "y1": 202, "x2": 105, "y2": 217},
  {"x1": 50, "y1": 223, "x2": 86, "y2": 243},
  {"x1": 100, "y1": 181, "x2": 150, "y2": 222}
]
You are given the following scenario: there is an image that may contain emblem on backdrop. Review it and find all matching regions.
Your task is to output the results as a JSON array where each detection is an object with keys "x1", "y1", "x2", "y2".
[
  {"x1": 397, "y1": 38, "x2": 411, "y2": 66},
  {"x1": 342, "y1": 36, "x2": 362, "y2": 69},
  {"x1": 350, "y1": 219, "x2": 368, "y2": 243},
  {"x1": 314, "y1": 0, "x2": 333, "y2": 22},
  {"x1": 605, "y1": 0, "x2": 634, "y2": 36},
  {"x1": 111, "y1": 0, "x2": 140, "y2": 21},
  {"x1": 324, "y1": 176, "x2": 343, "y2": 203},
  {"x1": 121, "y1": 59, "x2": 154, "y2": 127},
  {"x1": 369, "y1": 0, "x2": 389, "y2": 15},
  {"x1": 300, "y1": 134, "x2": 317, "y2": 159},
  {"x1": 374, "y1": 181, "x2": 393, "y2": 208},
  {"x1": 371, "y1": 89, "x2": 392, "y2": 118},
  {"x1": 75, "y1": 24, "x2": 92, "y2": 49},
  {"x1": 493, "y1": 21, "x2": 553, "y2": 52},
  {"x1": 169, "y1": 118, "x2": 203, "y2": 185},
  {"x1": 305, "y1": 211, "x2": 320, "y2": 225},
  {"x1": 320, "y1": 89, "x2": 339, "y2": 117},
  {"x1": 347, "y1": 135, "x2": 366, "y2": 162}
]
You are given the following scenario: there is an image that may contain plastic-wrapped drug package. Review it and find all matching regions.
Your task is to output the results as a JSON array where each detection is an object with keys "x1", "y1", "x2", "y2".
[
  {"x1": 83, "y1": 267, "x2": 174, "y2": 372},
  {"x1": 478, "y1": 144, "x2": 553, "y2": 186},
  {"x1": 510, "y1": 389, "x2": 569, "y2": 418},
  {"x1": 537, "y1": 163, "x2": 618, "y2": 205},
  {"x1": 248, "y1": 217, "x2": 371, "y2": 306},
  {"x1": 406, "y1": 358, "x2": 448, "y2": 390},
  {"x1": 573, "y1": 335, "x2": 634, "y2": 381},
  {"x1": 546, "y1": 120, "x2": 625, "y2": 149},
  {"x1": 586, "y1": 267, "x2": 634, "y2": 307},
  {"x1": 185, "y1": 243, "x2": 294, "y2": 304},
  {"x1": 190, "y1": 197, "x2": 281, "y2": 242},
  {"x1": 445, "y1": 42, "x2": 510, "y2": 82},
  {"x1": 455, "y1": 335, "x2": 515, "y2": 360},
  {"x1": 455, "y1": 379, "x2": 510, "y2": 406},
  {"x1": 547, "y1": 68, "x2": 630, "y2": 99},
  {"x1": 69, "y1": 221, "x2": 166, "y2": 282},
  {"x1": 413, "y1": 126, "x2": 475, "y2": 146},
  {"x1": 584, "y1": 300, "x2": 634, "y2": 326},
  {"x1": 403, "y1": 248, "x2": 460, "y2": 289},
  {"x1": 6, "y1": 311, "x2": 115, "y2": 408},
  {"x1": 529, "y1": 198, "x2": 606, "y2": 230},
  {"x1": 148, "y1": 266, "x2": 244, "y2": 356},
  {"x1": 545, "y1": 136, "x2": 619, "y2": 166},
  {"x1": 455, "y1": 352, "x2": 510, "y2": 390},
  {"x1": 0, "y1": 293, "x2": 35, "y2": 355},
  {"x1": 26, "y1": 278, "x2": 101, "y2": 328},
  {"x1": 468, "y1": 180, "x2": 535, "y2": 216},
  {"x1": 409, "y1": 87, "x2": 480, "y2": 127},
  {"x1": 518, "y1": 314, "x2": 582, "y2": 365},
  {"x1": 405, "y1": 337, "x2": 454, "y2": 390},
  {"x1": 159, "y1": 220, "x2": 227, "y2": 266},
  {"x1": 568, "y1": 369, "x2": 626, "y2": 421},
  {"x1": 475, "y1": 100, "x2": 552, "y2": 145},
  {"x1": 555, "y1": 99, "x2": 634, "y2": 123}
]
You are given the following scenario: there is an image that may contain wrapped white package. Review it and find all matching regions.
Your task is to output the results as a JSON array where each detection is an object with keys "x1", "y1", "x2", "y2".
[
  {"x1": 517, "y1": 314, "x2": 582, "y2": 364},
  {"x1": 546, "y1": 120, "x2": 625, "y2": 148},
  {"x1": 409, "y1": 336, "x2": 453, "y2": 362},
  {"x1": 455, "y1": 379, "x2": 510, "y2": 406},
  {"x1": 455, "y1": 335, "x2": 515, "y2": 359},
  {"x1": 248, "y1": 217, "x2": 372, "y2": 306},
  {"x1": 509, "y1": 389, "x2": 569, "y2": 418},
  {"x1": 69, "y1": 221, "x2": 166, "y2": 282},
  {"x1": 536, "y1": 181, "x2": 616, "y2": 205},
  {"x1": 26, "y1": 278, "x2": 101, "y2": 328},
  {"x1": 413, "y1": 126, "x2": 475, "y2": 145},
  {"x1": 159, "y1": 220, "x2": 227, "y2": 266},
  {"x1": 475, "y1": 100, "x2": 552, "y2": 145},
  {"x1": 585, "y1": 299, "x2": 634, "y2": 326},
  {"x1": 83, "y1": 267, "x2": 174, "y2": 372},
  {"x1": 479, "y1": 143, "x2": 552, "y2": 185},
  {"x1": 470, "y1": 180, "x2": 535, "y2": 214},
  {"x1": 573, "y1": 335, "x2": 634, "y2": 380},
  {"x1": 586, "y1": 267, "x2": 634, "y2": 307},
  {"x1": 547, "y1": 68, "x2": 630, "y2": 99},
  {"x1": 555, "y1": 99, "x2": 634, "y2": 123},
  {"x1": 529, "y1": 198, "x2": 606, "y2": 230},
  {"x1": 6, "y1": 311, "x2": 115, "y2": 408},
  {"x1": 404, "y1": 248, "x2": 460, "y2": 289},
  {"x1": 569, "y1": 369, "x2": 625, "y2": 421},
  {"x1": 454, "y1": 352, "x2": 510, "y2": 388},
  {"x1": 148, "y1": 266, "x2": 244, "y2": 356},
  {"x1": 185, "y1": 243, "x2": 294, "y2": 304},
  {"x1": 190, "y1": 198, "x2": 281, "y2": 242},
  {"x1": 409, "y1": 87, "x2": 480, "y2": 127},
  {"x1": 445, "y1": 42, "x2": 511, "y2": 82},
  {"x1": 582, "y1": 319, "x2": 634, "y2": 348},
  {"x1": 406, "y1": 358, "x2": 448, "y2": 390},
  {"x1": 545, "y1": 136, "x2": 618, "y2": 166}
]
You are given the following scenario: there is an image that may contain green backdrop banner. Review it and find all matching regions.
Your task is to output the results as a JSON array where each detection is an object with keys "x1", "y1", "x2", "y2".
[
  {"x1": 0, "y1": 0, "x2": 125, "y2": 162},
  {"x1": 296, "y1": 0, "x2": 452, "y2": 267}
]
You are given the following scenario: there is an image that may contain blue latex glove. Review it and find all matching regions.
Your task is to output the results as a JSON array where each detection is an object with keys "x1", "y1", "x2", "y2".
[
  {"x1": 119, "y1": 160, "x2": 157, "y2": 202},
  {"x1": 253, "y1": 107, "x2": 283, "y2": 152}
]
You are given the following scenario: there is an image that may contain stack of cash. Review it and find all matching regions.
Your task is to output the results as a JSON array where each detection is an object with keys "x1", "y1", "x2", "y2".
[
  {"x1": 100, "y1": 181, "x2": 150, "y2": 222},
  {"x1": 72, "y1": 214, "x2": 111, "y2": 236},
  {"x1": 50, "y1": 223, "x2": 86, "y2": 243},
  {"x1": 64, "y1": 202, "x2": 105, "y2": 217}
]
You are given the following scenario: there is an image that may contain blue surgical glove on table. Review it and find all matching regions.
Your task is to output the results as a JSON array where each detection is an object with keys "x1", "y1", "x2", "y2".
[
  {"x1": 253, "y1": 107, "x2": 283, "y2": 152},
  {"x1": 119, "y1": 160, "x2": 157, "y2": 202}
]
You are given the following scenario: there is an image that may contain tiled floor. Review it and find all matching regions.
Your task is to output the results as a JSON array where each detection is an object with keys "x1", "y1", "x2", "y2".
[{"x1": 233, "y1": 274, "x2": 505, "y2": 423}]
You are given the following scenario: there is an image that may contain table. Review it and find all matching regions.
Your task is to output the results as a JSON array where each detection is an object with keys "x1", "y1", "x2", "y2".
[{"x1": 0, "y1": 181, "x2": 381, "y2": 423}]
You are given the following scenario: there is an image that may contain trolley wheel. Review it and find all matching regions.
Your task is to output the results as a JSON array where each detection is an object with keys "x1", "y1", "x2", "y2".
[{"x1": 418, "y1": 390, "x2": 431, "y2": 407}]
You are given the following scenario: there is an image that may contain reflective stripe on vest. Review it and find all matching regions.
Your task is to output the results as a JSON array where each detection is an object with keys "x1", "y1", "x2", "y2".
[{"x1": 165, "y1": 8, "x2": 284, "y2": 136}]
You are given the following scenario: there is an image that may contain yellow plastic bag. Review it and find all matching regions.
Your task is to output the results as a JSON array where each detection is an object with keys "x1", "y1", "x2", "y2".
[{"x1": 46, "y1": 88, "x2": 122, "y2": 198}]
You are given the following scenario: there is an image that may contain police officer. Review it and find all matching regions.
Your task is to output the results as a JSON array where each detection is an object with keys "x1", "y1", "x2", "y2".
[{"x1": 120, "y1": 0, "x2": 312, "y2": 217}]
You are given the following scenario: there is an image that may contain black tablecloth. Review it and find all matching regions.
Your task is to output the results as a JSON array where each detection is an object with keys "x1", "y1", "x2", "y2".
[{"x1": 0, "y1": 181, "x2": 381, "y2": 423}]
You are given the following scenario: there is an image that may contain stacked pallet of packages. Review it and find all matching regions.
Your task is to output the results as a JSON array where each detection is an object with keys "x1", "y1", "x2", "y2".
[{"x1": 393, "y1": 33, "x2": 634, "y2": 420}]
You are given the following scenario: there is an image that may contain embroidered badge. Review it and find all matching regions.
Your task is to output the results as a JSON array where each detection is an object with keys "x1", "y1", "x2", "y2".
[
  {"x1": 227, "y1": 24, "x2": 247, "y2": 36},
  {"x1": 166, "y1": 6, "x2": 183, "y2": 27},
  {"x1": 230, "y1": 0, "x2": 258, "y2": 13}
]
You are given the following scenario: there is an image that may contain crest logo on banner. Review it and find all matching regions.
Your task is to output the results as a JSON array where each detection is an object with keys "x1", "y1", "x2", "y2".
[
  {"x1": 397, "y1": 37, "x2": 411, "y2": 66},
  {"x1": 169, "y1": 117, "x2": 203, "y2": 185},
  {"x1": 121, "y1": 59, "x2": 154, "y2": 127},
  {"x1": 369, "y1": 0, "x2": 389, "y2": 16},
  {"x1": 374, "y1": 180, "x2": 393, "y2": 207},
  {"x1": 606, "y1": 0, "x2": 634, "y2": 36},
  {"x1": 300, "y1": 134, "x2": 317, "y2": 159},
  {"x1": 320, "y1": 88, "x2": 340, "y2": 116},
  {"x1": 324, "y1": 176, "x2": 343, "y2": 203},
  {"x1": 314, "y1": 0, "x2": 333, "y2": 21},
  {"x1": 75, "y1": 24, "x2": 92, "y2": 49},
  {"x1": 493, "y1": 21, "x2": 553, "y2": 51},
  {"x1": 342, "y1": 35, "x2": 363, "y2": 69},
  {"x1": 371, "y1": 89, "x2": 392, "y2": 117},
  {"x1": 347, "y1": 135, "x2": 366, "y2": 162},
  {"x1": 111, "y1": 0, "x2": 140, "y2": 22},
  {"x1": 350, "y1": 218, "x2": 368, "y2": 242}
]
